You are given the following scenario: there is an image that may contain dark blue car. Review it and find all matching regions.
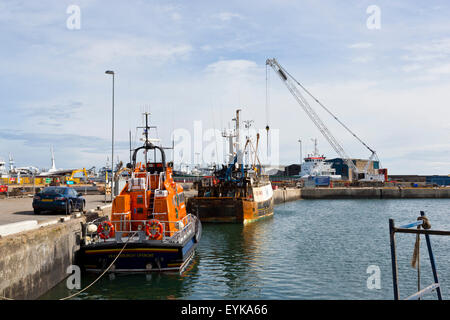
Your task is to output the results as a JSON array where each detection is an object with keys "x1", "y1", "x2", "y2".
[{"x1": 33, "y1": 186, "x2": 85, "y2": 214}]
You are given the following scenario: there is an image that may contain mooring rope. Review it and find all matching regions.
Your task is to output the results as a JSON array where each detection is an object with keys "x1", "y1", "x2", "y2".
[
  {"x1": 59, "y1": 231, "x2": 138, "y2": 300},
  {"x1": 0, "y1": 231, "x2": 138, "y2": 301}
]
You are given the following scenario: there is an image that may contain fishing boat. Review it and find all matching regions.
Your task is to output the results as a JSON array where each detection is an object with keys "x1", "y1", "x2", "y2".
[
  {"x1": 188, "y1": 109, "x2": 274, "y2": 224},
  {"x1": 79, "y1": 113, "x2": 202, "y2": 273}
]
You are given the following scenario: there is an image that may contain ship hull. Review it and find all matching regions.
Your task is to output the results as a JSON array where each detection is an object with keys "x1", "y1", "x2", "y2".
[
  {"x1": 78, "y1": 232, "x2": 200, "y2": 273},
  {"x1": 188, "y1": 197, "x2": 274, "y2": 224}
]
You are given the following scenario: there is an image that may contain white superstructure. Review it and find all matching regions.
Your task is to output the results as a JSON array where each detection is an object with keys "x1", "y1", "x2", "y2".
[
  {"x1": 299, "y1": 139, "x2": 341, "y2": 180},
  {"x1": 0, "y1": 158, "x2": 9, "y2": 178}
]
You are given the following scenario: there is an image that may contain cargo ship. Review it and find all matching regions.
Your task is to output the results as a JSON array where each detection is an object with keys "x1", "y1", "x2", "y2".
[
  {"x1": 299, "y1": 138, "x2": 342, "y2": 180},
  {"x1": 188, "y1": 110, "x2": 274, "y2": 224},
  {"x1": 79, "y1": 113, "x2": 202, "y2": 273}
]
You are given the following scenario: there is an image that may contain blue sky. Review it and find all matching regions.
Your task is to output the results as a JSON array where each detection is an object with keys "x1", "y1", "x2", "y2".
[{"x1": 0, "y1": 0, "x2": 449, "y2": 174}]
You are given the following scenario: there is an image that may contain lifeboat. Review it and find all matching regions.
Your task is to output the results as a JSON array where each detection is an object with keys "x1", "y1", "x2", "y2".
[{"x1": 79, "y1": 113, "x2": 202, "y2": 273}]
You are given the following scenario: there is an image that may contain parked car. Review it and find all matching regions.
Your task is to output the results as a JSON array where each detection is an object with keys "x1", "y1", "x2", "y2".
[
  {"x1": 33, "y1": 186, "x2": 85, "y2": 214},
  {"x1": 0, "y1": 185, "x2": 8, "y2": 194}
]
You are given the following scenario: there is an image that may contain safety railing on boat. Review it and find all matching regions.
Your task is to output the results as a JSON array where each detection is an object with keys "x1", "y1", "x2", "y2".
[
  {"x1": 105, "y1": 213, "x2": 196, "y2": 243},
  {"x1": 389, "y1": 210, "x2": 450, "y2": 300}
]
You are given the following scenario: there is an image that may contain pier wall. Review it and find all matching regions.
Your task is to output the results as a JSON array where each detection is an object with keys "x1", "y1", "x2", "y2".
[
  {"x1": 271, "y1": 187, "x2": 450, "y2": 204},
  {"x1": 300, "y1": 187, "x2": 450, "y2": 199},
  {"x1": 273, "y1": 188, "x2": 302, "y2": 204},
  {"x1": 0, "y1": 218, "x2": 83, "y2": 300}
]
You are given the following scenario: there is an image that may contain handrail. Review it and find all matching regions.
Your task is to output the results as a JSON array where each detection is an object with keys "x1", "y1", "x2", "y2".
[
  {"x1": 398, "y1": 220, "x2": 423, "y2": 229},
  {"x1": 405, "y1": 283, "x2": 440, "y2": 300},
  {"x1": 106, "y1": 214, "x2": 195, "y2": 240},
  {"x1": 389, "y1": 211, "x2": 446, "y2": 300}
]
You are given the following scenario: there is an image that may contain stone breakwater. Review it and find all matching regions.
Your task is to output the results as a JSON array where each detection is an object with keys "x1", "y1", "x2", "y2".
[{"x1": 271, "y1": 187, "x2": 450, "y2": 203}]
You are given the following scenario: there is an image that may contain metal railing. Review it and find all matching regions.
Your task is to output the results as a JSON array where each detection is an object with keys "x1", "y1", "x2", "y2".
[
  {"x1": 96, "y1": 213, "x2": 196, "y2": 244},
  {"x1": 389, "y1": 210, "x2": 449, "y2": 300}
]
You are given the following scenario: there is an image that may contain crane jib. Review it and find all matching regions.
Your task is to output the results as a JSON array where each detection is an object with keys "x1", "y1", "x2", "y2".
[
  {"x1": 266, "y1": 57, "x2": 382, "y2": 178},
  {"x1": 278, "y1": 69, "x2": 288, "y2": 81}
]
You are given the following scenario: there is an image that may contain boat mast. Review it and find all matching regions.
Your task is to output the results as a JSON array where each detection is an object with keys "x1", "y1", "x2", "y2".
[
  {"x1": 312, "y1": 138, "x2": 318, "y2": 157},
  {"x1": 234, "y1": 109, "x2": 243, "y2": 167},
  {"x1": 144, "y1": 112, "x2": 149, "y2": 164}
]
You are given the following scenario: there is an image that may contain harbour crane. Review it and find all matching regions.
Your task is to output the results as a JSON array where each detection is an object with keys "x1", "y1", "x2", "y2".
[{"x1": 266, "y1": 58, "x2": 383, "y2": 181}]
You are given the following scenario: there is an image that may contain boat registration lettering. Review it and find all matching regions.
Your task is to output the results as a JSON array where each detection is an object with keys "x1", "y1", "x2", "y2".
[{"x1": 107, "y1": 253, "x2": 154, "y2": 258}]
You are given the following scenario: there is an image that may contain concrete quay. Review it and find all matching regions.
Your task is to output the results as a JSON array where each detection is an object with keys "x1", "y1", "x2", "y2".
[
  {"x1": 0, "y1": 201, "x2": 111, "y2": 300},
  {"x1": 272, "y1": 187, "x2": 450, "y2": 203},
  {"x1": 0, "y1": 217, "x2": 84, "y2": 300},
  {"x1": 299, "y1": 187, "x2": 450, "y2": 199},
  {"x1": 0, "y1": 194, "x2": 109, "y2": 226}
]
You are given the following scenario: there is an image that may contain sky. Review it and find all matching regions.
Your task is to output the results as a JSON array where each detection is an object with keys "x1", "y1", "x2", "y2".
[{"x1": 0, "y1": 0, "x2": 449, "y2": 175}]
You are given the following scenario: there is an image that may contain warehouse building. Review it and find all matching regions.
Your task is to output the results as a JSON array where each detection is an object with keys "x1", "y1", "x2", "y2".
[
  {"x1": 426, "y1": 175, "x2": 450, "y2": 186},
  {"x1": 325, "y1": 158, "x2": 380, "y2": 180}
]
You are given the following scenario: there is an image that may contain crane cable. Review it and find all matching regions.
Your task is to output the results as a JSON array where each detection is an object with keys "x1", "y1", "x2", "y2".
[
  {"x1": 265, "y1": 64, "x2": 270, "y2": 158},
  {"x1": 277, "y1": 64, "x2": 377, "y2": 157}
]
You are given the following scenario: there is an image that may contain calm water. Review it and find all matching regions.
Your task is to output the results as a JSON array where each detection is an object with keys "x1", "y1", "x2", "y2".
[{"x1": 41, "y1": 199, "x2": 450, "y2": 300}]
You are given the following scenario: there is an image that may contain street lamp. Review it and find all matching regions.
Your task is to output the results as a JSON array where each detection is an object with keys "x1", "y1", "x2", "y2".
[
  {"x1": 105, "y1": 70, "x2": 115, "y2": 202},
  {"x1": 298, "y1": 139, "x2": 302, "y2": 165}
]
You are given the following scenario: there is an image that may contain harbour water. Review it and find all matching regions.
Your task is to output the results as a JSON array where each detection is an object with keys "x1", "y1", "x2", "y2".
[{"x1": 41, "y1": 199, "x2": 450, "y2": 300}]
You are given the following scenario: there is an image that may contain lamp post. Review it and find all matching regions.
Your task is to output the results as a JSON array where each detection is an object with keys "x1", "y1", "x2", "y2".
[
  {"x1": 298, "y1": 139, "x2": 302, "y2": 165},
  {"x1": 105, "y1": 70, "x2": 115, "y2": 202}
]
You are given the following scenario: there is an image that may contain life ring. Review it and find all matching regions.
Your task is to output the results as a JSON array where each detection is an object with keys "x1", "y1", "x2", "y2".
[
  {"x1": 145, "y1": 219, "x2": 163, "y2": 240},
  {"x1": 97, "y1": 221, "x2": 115, "y2": 239}
]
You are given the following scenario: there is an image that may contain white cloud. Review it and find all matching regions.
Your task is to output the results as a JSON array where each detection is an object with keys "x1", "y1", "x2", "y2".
[
  {"x1": 399, "y1": 38, "x2": 450, "y2": 81},
  {"x1": 214, "y1": 12, "x2": 244, "y2": 21},
  {"x1": 402, "y1": 38, "x2": 450, "y2": 62},
  {"x1": 348, "y1": 42, "x2": 373, "y2": 49},
  {"x1": 402, "y1": 53, "x2": 446, "y2": 62},
  {"x1": 171, "y1": 12, "x2": 182, "y2": 21},
  {"x1": 200, "y1": 45, "x2": 213, "y2": 51},
  {"x1": 204, "y1": 59, "x2": 259, "y2": 75},
  {"x1": 70, "y1": 38, "x2": 193, "y2": 65},
  {"x1": 428, "y1": 63, "x2": 450, "y2": 75},
  {"x1": 406, "y1": 74, "x2": 438, "y2": 82},
  {"x1": 351, "y1": 56, "x2": 373, "y2": 63},
  {"x1": 402, "y1": 64, "x2": 422, "y2": 72}
]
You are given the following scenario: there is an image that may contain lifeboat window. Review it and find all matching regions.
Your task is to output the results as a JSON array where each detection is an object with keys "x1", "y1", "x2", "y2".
[{"x1": 146, "y1": 162, "x2": 164, "y2": 174}]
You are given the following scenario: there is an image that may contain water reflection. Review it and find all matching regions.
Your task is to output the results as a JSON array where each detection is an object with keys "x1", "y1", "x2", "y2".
[
  {"x1": 40, "y1": 257, "x2": 200, "y2": 300},
  {"x1": 40, "y1": 199, "x2": 450, "y2": 300}
]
